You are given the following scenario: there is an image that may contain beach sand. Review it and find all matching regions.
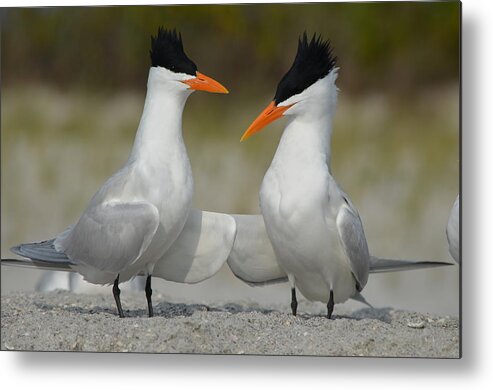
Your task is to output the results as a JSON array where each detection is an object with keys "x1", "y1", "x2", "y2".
[{"x1": 1, "y1": 290, "x2": 459, "y2": 357}]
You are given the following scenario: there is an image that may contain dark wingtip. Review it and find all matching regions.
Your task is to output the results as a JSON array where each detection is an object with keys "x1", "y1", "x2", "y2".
[{"x1": 10, "y1": 245, "x2": 23, "y2": 257}]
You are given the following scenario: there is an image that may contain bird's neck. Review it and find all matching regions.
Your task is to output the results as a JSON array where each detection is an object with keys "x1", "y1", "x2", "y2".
[
  {"x1": 129, "y1": 80, "x2": 190, "y2": 162},
  {"x1": 274, "y1": 113, "x2": 333, "y2": 171}
]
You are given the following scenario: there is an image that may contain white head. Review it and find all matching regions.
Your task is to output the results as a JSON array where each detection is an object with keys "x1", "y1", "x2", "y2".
[
  {"x1": 278, "y1": 68, "x2": 339, "y2": 120},
  {"x1": 148, "y1": 28, "x2": 228, "y2": 95},
  {"x1": 241, "y1": 33, "x2": 338, "y2": 141}
]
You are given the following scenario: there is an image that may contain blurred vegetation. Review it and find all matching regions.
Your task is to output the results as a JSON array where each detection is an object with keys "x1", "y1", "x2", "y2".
[{"x1": 1, "y1": 2, "x2": 459, "y2": 97}]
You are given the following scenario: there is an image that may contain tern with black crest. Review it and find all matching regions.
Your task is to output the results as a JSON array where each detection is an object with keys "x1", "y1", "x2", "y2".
[
  {"x1": 9, "y1": 28, "x2": 229, "y2": 318},
  {"x1": 241, "y1": 33, "x2": 369, "y2": 318}
]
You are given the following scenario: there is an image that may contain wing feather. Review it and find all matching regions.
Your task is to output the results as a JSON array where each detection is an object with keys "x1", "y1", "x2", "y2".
[
  {"x1": 336, "y1": 205, "x2": 370, "y2": 290},
  {"x1": 153, "y1": 209, "x2": 236, "y2": 283},
  {"x1": 227, "y1": 214, "x2": 287, "y2": 284},
  {"x1": 55, "y1": 201, "x2": 160, "y2": 274}
]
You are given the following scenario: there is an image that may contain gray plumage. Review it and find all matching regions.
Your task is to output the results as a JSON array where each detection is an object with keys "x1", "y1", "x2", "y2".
[
  {"x1": 56, "y1": 201, "x2": 160, "y2": 274},
  {"x1": 336, "y1": 203, "x2": 370, "y2": 291}
]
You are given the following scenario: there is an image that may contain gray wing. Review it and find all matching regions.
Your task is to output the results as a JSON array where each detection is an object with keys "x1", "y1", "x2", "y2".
[
  {"x1": 446, "y1": 195, "x2": 460, "y2": 263},
  {"x1": 227, "y1": 214, "x2": 288, "y2": 286},
  {"x1": 153, "y1": 209, "x2": 236, "y2": 284},
  {"x1": 336, "y1": 204, "x2": 370, "y2": 290},
  {"x1": 55, "y1": 201, "x2": 160, "y2": 274}
]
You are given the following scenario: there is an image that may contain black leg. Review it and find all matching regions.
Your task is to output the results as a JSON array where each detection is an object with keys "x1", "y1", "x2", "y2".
[
  {"x1": 112, "y1": 275, "x2": 124, "y2": 318},
  {"x1": 145, "y1": 274, "x2": 153, "y2": 318},
  {"x1": 327, "y1": 290, "x2": 334, "y2": 319},
  {"x1": 291, "y1": 287, "x2": 298, "y2": 316}
]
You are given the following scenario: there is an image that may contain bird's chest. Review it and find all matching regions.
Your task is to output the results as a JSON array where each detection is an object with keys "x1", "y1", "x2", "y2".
[
  {"x1": 133, "y1": 157, "x2": 193, "y2": 224},
  {"x1": 260, "y1": 164, "x2": 331, "y2": 260},
  {"x1": 127, "y1": 158, "x2": 193, "y2": 263},
  {"x1": 260, "y1": 161, "x2": 328, "y2": 223}
]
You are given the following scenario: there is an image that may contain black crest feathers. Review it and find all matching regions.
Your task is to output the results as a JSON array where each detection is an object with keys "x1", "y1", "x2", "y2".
[
  {"x1": 274, "y1": 32, "x2": 337, "y2": 105},
  {"x1": 150, "y1": 27, "x2": 197, "y2": 75}
]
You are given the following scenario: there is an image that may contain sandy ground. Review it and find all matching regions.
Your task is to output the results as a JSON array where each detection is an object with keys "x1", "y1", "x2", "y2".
[{"x1": 1, "y1": 290, "x2": 459, "y2": 357}]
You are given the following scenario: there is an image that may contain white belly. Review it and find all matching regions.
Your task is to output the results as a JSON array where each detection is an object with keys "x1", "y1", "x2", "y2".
[{"x1": 260, "y1": 171, "x2": 356, "y2": 304}]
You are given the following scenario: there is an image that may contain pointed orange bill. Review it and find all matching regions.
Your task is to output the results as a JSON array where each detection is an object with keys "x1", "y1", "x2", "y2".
[
  {"x1": 240, "y1": 101, "x2": 292, "y2": 142},
  {"x1": 182, "y1": 71, "x2": 229, "y2": 94}
]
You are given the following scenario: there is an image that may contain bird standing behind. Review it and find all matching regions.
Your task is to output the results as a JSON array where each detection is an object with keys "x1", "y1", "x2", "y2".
[
  {"x1": 241, "y1": 33, "x2": 369, "y2": 318},
  {"x1": 11, "y1": 27, "x2": 229, "y2": 318},
  {"x1": 446, "y1": 195, "x2": 460, "y2": 263}
]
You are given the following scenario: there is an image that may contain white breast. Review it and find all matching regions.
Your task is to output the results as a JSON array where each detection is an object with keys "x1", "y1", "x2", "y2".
[{"x1": 259, "y1": 149, "x2": 356, "y2": 304}]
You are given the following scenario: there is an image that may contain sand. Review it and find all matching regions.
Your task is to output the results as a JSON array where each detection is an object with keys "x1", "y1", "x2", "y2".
[{"x1": 1, "y1": 290, "x2": 459, "y2": 357}]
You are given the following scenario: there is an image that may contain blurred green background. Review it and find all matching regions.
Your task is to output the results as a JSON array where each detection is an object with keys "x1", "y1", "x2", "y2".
[
  {"x1": 2, "y1": 3, "x2": 459, "y2": 94},
  {"x1": 1, "y1": 3, "x2": 460, "y2": 316}
]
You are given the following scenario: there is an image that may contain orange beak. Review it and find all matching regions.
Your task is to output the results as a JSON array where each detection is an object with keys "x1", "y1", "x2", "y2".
[
  {"x1": 182, "y1": 71, "x2": 229, "y2": 94},
  {"x1": 240, "y1": 101, "x2": 292, "y2": 142}
]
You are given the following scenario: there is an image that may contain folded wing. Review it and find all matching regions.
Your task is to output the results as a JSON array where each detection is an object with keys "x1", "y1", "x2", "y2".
[
  {"x1": 227, "y1": 214, "x2": 287, "y2": 286},
  {"x1": 152, "y1": 209, "x2": 236, "y2": 283},
  {"x1": 336, "y1": 204, "x2": 370, "y2": 291},
  {"x1": 55, "y1": 201, "x2": 160, "y2": 274}
]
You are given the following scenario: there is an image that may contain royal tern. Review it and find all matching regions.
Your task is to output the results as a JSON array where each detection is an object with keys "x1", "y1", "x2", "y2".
[
  {"x1": 9, "y1": 28, "x2": 228, "y2": 317},
  {"x1": 240, "y1": 33, "x2": 371, "y2": 318},
  {"x1": 446, "y1": 195, "x2": 460, "y2": 263}
]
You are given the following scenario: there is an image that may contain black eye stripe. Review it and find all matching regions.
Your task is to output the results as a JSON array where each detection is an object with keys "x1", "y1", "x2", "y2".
[
  {"x1": 274, "y1": 32, "x2": 336, "y2": 105},
  {"x1": 149, "y1": 27, "x2": 197, "y2": 76}
]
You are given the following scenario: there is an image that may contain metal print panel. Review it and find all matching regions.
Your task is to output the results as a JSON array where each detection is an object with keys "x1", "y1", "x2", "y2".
[{"x1": 1, "y1": 2, "x2": 460, "y2": 357}]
